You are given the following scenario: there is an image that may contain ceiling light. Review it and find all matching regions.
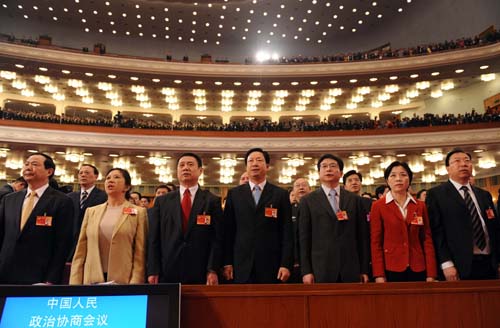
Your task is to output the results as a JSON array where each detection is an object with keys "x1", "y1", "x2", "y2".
[
  {"x1": 410, "y1": 74, "x2": 419, "y2": 78},
  {"x1": 480, "y1": 65, "x2": 489, "y2": 70},
  {"x1": 455, "y1": 69, "x2": 464, "y2": 74},
  {"x1": 481, "y1": 73, "x2": 496, "y2": 82},
  {"x1": 431, "y1": 72, "x2": 440, "y2": 76},
  {"x1": 431, "y1": 89, "x2": 443, "y2": 98}
]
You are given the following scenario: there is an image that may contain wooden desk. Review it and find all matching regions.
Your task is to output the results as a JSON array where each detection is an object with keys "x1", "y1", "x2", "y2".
[{"x1": 181, "y1": 281, "x2": 500, "y2": 328}]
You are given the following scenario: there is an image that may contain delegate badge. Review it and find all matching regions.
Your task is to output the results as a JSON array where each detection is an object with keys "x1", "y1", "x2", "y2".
[
  {"x1": 123, "y1": 207, "x2": 138, "y2": 215},
  {"x1": 36, "y1": 215, "x2": 53, "y2": 227},
  {"x1": 265, "y1": 207, "x2": 278, "y2": 219},
  {"x1": 336, "y1": 210, "x2": 349, "y2": 221},
  {"x1": 486, "y1": 208, "x2": 495, "y2": 220},
  {"x1": 197, "y1": 214, "x2": 211, "y2": 225}
]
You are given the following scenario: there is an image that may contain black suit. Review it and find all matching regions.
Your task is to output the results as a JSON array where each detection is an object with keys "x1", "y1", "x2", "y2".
[
  {"x1": 224, "y1": 182, "x2": 293, "y2": 283},
  {"x1": 0, "y1": 187, "x2": 74, "y2": 284},
  {"x1": 67, "y1": 187, "x2": 107, "y2": 260},
  {"x1": 426, "y1": 181, "x2": 500, "y2": 279},
  {"x1": 299, "y1": 187, "x2": 370, "y2": 283},
  {"x1": 147, "y1": 187, "x2": 223, "y2": 284},
  {"x1": 0, "y1": 184, "x2": 14, "y2": 202}
]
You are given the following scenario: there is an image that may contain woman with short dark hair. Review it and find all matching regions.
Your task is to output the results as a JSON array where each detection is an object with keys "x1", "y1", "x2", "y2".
[
  {"x1": 70, "y1": 168, "x2": 148, "y2": 284},
  {"x1": 370, "y1": 161, "x2": 437, "y2": 282}
]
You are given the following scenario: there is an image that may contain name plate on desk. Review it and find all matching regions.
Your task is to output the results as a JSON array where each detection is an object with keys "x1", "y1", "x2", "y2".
[{"x1": 0, "y1": 284, "x2": 179, "y2": 328}]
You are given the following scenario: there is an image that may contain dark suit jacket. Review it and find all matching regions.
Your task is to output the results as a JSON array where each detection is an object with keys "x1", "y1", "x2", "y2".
[
  {"x1": 0, "y1": 184, "x2": 14, "y2": 202},
  {"x1": 426, "y1": 181, "x2": 500, "y2": 279},
  {"x1": 224, "y1": 182, "x2": 293, "y2": 283},
  {"x1": 0, "y1": 187, "x2": 74, "y2": 284},
  {"x1": 147, "y1": 187, "x2": 223, "y2": 284},
  {"x1": 67, "y1": 187, "x2": 107, "y2": 260},
  {"x1": 299, "y1": 187, "x2": 370, "y2": 283},
  {"x1": 370, "y1": 197, "x2": 437, "y2": 278}
]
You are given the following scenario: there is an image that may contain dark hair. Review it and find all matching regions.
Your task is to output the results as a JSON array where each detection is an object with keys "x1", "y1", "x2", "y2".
[
  {"x1": 375, "y1": 185, "x2": 388, "y2": 197},
  {"x1": 384, "y1": 161, "x2": 413, "y2": 185},
  {"x1": 317, "y1": 154, "x2": 344, "y2": 171},
  {"x1": 445, "y1": 148, "x2": 472, "y2": 167},
  {"x1": 342, "y1": 170, "x2": 362, "y2": 185},
  {"x1": 155, "y1": 184, "x2": 170, "y2": 192},
  {"x1": 177, "y1": 152, "x2": 203, "y2": 167},
  {"x1": 80, "y1": 163, "x2": 99, "y2": 176},
  {"x1": 29, "y1": 153, "x2": 56, "y2": 179},
  {"x1": 105, "y1": 168, "x2": 132, "y2": 199},
  {"x1": 416, "y1": 189, "x2": 427, "y2": 199},
  {"x1": 244, "y1": 148, "x2": 270, "y2": 165},
  {"x1": 130, "y1": 191, "x2": 142, "y2": 199},
  {"x1": 13, "y1": 176, "x2": 27, "y2": 186},
  {"x1": 166, "y1": 182, "x2": 177, "y2": 191}
]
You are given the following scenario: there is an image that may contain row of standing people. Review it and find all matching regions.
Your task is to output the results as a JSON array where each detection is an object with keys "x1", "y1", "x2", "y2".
[{"x1": 0, "y1": 148, "x2": 498, "y2": 285}]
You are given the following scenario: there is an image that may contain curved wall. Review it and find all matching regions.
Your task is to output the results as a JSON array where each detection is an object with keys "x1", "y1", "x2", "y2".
[{"x1": 1, "y1": 0, "x2": 499, "y2": 61}]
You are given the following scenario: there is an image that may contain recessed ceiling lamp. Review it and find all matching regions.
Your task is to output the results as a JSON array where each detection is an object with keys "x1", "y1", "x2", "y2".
[
  {"x1": 455, "y1": 69, "x2": 464, "y2": 73},
  {"x1": 480, "y1": 65, "x2": 489, "y2": 70},
  {"x1": 431, "y1": 72, "x2": 440, "y2": 76},
  {"x1": 481, "y1": 74, "x2": 496, "y2": 82},
  {"x1": 410, "y1": 74, "x2": 419, "y2": 78}
]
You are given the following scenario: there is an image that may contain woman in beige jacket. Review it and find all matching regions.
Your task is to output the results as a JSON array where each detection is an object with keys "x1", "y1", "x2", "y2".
[{"x1": 70, "y1": 168, "x2": 148, "y2": 284}]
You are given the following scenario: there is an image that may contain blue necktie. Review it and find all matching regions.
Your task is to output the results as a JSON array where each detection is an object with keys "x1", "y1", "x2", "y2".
[
  {"x1": 253, "y1": 185, "x2": 261, "y2": 205},
  {"x1": 328, "y1": 189, "x2": 339, "y2": 213}
]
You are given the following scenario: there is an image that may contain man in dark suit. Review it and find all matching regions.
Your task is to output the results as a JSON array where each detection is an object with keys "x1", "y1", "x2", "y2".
[
  {"x1": 427, "y1": 148, "x2": 500, "y2": 280},
  {"x1": 223, "y1": 148, "x2": 293, "y2": 284},
  {"x1": 0, "y1": 153, "x2": 74, "y2": 284},
  {"x1": 67, "y1": 164, "x2": 107, "y2": 260},
  {"x1": 289, "y1": 177, "x2": 311, "y2": 283},
  {"x1": 0, "y1": 176, "x2": 27, "y2": 202},
  {"x1": 343, "y1": 169, "x2": 373, "y2": 216},
  {"x1": 299, "y1": 154, "x2": 370, "y2": 283},
  {"x1": 147, "y1": 153, "x2": 223, "y2": 285}
]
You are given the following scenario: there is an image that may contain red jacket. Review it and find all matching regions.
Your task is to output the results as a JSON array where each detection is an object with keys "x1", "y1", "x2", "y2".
[{"x1": 370, "y1": 196, "x2": 437, "y2": 278}]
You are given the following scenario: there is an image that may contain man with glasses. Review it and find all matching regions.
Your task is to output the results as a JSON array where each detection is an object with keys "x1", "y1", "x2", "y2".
[
  {"x1": 427, "y1": 148, "x2": 500, "y2": 280},
  {"x1": 299, "y1": 154, "x2": 370, "y2": 283}
]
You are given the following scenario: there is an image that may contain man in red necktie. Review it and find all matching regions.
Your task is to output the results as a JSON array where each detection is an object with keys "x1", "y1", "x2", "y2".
[{"x1": 147, "y1": 153, "x2": 223, "y2": 285}]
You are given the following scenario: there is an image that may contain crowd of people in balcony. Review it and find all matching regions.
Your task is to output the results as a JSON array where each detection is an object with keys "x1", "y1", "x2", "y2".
[
  {"x1": 3, "y1": 28, "x2": 499, "y2": 64},
  {"x1": 1, "y1": 107, "x2": 499, "y2": 132},
  {"x1": 264, "y1": 32, "x2": 500, "y2": 65}
]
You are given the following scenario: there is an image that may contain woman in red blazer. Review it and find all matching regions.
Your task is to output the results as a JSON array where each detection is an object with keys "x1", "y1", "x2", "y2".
[{"x1": 371, "y1": 161, "x2": 437, "y2": 282}]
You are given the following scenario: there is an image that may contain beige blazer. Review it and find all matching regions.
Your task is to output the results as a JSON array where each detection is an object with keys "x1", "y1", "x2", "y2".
[{"x1": 70, "y1": 201, "x2": 148, "y2": 285}]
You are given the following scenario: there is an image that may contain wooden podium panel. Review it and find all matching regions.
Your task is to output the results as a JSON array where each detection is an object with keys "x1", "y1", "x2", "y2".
[{"x1": 181, "y1": 281, "x2": 500, "y2": 328}]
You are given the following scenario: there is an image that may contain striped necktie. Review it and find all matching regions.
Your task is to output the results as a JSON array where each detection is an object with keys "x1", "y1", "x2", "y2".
[
  {"x1": 80, "y1": 190, "x2": 89, "y2": 209},
  {"x1": 461, "y1": 186, "x2": 486, "y2": 250}
]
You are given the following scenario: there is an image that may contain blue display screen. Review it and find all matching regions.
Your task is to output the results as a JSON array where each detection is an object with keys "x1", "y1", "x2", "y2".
[{"x1": 0, "y1": 295, "x2": 148, "y2": 328}]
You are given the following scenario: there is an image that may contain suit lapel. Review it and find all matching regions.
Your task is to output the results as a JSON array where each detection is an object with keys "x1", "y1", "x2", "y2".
[
  {"x1": 14, "y1": 190, "x2": 26, "y2": 234},
  {"x1": 445, "y1": 181, "x2": 467, "y2": 208},
  {"x1": 242, "y1": 183, "x2": 255, "y2": 209},
  {"x1": 185, "y1": 188, "x2": 205, "y2": 237},
  {"x1": 316, "y1": 189, "x2": 335, "y2": 218},
  {"x1": 20, "y1": 188, "x2": 54, "y2": 235},
  {"x1": 112, "y1": 201, "x2": 133, "y2": 239},
  {"x1": 405, "y1": 201, "x2": 418, "y2": 224},
  {"x1": 256, "y1": 183, "x2": 273, "y2": 211}
]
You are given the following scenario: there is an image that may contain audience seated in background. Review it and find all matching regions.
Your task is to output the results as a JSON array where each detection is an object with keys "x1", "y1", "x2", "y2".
[{"x1": 2, "y1": 107, "x2": 499, "y2": 133}]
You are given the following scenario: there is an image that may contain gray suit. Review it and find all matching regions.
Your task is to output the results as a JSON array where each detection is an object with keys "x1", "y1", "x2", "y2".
[{"x1": 299, "y1": 187, "x2": 370, "y2": 283}]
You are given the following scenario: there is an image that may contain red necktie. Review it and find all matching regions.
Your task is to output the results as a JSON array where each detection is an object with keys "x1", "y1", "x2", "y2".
[{"x1": 181, "y1": 189, "x2": 192, "y2": 232}]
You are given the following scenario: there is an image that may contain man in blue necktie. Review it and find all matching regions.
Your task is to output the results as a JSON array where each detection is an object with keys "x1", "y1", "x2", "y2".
[
  {"x1": 299, "y1": 154, "x2": 370, "y2": 284},
  {"x1": 223, "y1": 148, "x2": 293, "y2": 283}
]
